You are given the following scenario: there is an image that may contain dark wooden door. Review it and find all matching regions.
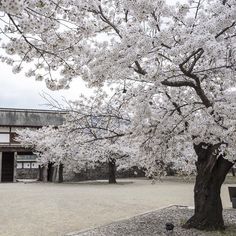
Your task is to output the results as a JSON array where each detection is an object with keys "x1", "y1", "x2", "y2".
[{"x1": 2, "y1": 152, "x2": 14, "y2": 182}]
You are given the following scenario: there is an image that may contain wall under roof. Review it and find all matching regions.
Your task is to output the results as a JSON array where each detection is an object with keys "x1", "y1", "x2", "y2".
[{"x1": 0, "y1": 108, "x2": 66, "y2": 127}]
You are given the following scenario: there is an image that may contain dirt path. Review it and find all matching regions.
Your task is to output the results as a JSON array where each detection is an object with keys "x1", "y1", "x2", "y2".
[{"x1": 0, "y1": 178, "x2": 233, "y2": 236}]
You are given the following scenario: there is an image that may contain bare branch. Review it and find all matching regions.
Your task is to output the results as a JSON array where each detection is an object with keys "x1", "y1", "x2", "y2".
[
  {"x1": 215, "y1": 22, "x2": 235, "y2": 39},
  {"x1": 98, "y1": 5, "x2": 122, "y2": 38},
  {"x1": 179, "y1": 48, "x2": 204, "y2": 74},
  {"x1": 134, "y1": 61, "x2": 147, "y2": 75},
  {"x1": 161, "y1": 79, "x2": 195, "y2": 88}
]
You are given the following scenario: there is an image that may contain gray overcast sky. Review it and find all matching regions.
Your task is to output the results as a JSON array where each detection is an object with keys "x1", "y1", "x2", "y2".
[
  {"x1": 0, "y1": 0, "x2": 183, "y2": 110},
  {"x1": 0, "y1": 63, "x2": 93, "y2": 109}
]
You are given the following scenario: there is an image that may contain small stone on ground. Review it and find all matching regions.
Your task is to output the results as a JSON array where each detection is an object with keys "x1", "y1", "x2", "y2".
[{"x1": 69, "y1": 206, "x2": 236, "y2": 236}]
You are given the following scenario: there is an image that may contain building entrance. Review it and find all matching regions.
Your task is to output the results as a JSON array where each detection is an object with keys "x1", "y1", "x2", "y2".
[{"x1": 2, "y1": 152, "x2": 14, "y2": 182}]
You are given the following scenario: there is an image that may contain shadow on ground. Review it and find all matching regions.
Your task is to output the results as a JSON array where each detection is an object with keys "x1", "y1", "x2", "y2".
[{"x1": 65, "y1": 180, "x2": 134, "y2": 185}]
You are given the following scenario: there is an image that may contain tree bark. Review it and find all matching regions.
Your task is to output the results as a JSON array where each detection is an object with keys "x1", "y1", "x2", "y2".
[
  {"x1": 52, "y1": 165, "x2": 58, "y2": 182},
  {"x1": 42, "y1": 165, "x2": 48, "y2": 183},
  {"x1": 58, "y1": 163, "x2": 63, "y2": 183},
  {"x1": 108, "y1": 159, "x2": 117, "y2": 184},
  {"x1": 183, "y1": 142, "x2": 233, "y2": 230},
  {"x1": 47, "y1": 162, "x2": 53, "y2": 182}
]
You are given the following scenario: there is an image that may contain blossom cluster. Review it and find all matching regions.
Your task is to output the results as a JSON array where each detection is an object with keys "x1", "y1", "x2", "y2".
[{"x1": 3, "y1": 0, "x2": 236, "y2": 176}]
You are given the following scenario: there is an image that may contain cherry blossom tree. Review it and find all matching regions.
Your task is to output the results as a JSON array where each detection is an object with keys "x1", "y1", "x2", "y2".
[
  {"x1": 55, "y1": 93, "x2": 135, "y2": 184},
  {"x1": 1, "y1": 0, "x2": 236, "y2": 230},
  {"x1": 16, "y1": 126, "x2": 66, "y2": 182},
  {"x1": 17, "y1": 92, "x2": 136, "y2": 183}
]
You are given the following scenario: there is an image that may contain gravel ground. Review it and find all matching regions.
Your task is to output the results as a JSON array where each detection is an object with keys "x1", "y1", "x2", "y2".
[{"x1": 69, "y1": 206, "x2": 236, "y2": 236}]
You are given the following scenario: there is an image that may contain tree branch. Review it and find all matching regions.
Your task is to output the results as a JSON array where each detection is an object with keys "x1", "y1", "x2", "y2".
[
  {"x1": 215, "y1": 22, "x2": 235, "y2": 39},
  {"x1": 134, "y1": 61, "x2": 147, "y2": 75},
  {"x1": 179, "y1": 48, "x2": 204, "y2": 74},
  {"x1": 98, "y1": 6, "x2": 122, "y2": 38},
  {"x1": 161, "y1": 79, "x2": 195, "y2": 88}
]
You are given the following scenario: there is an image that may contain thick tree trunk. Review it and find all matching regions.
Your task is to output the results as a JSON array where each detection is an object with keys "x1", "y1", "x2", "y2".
[
  {"x1": 58, "y1": 163, "x2": 63, "y2": 183},
  {"x1": 183, "y1": 143, "x2": 233, "y2": 230},
  {"x1": 108, "y1": 159, "x2": 117, "y2": 184},
  {"x1": 47, "y1": 162, "x2": 55, "y2": 182},
  {"x1": 42, "y1": 165, "x2": 48, "y2": 183},
  {"x1": 52, "y1": 165, "x2": 58, "y2": 182}
]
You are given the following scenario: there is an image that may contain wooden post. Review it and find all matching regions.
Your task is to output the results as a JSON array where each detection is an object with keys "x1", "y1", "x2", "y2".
[
  {"x1": 38, "y1": 165, "x2": 43, "y2": 181},
  {"x1": 13, "y1": 152, "x2": 17, "y2": 182},
  {"x1": 231, "y1": 168, "x2": 235, "y2": 177}
]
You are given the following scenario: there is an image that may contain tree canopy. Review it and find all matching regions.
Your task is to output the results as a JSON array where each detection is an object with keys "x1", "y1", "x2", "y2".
[
  {"x1": 1, "y1": 0, "x2": 235, "y2": 163},
  {"x1": 1, "y1": 0, "x2": 236, "y2": 229}
]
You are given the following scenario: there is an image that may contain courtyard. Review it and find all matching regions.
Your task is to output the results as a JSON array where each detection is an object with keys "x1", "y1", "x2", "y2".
[{"x1": 0, "y1": 178, "x2": 235, "y2": 236}]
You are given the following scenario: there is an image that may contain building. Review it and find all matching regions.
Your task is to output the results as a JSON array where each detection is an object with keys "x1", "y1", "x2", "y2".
[{"x1": 0, "y1": 108, "x2": 65, "y2": 182}]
